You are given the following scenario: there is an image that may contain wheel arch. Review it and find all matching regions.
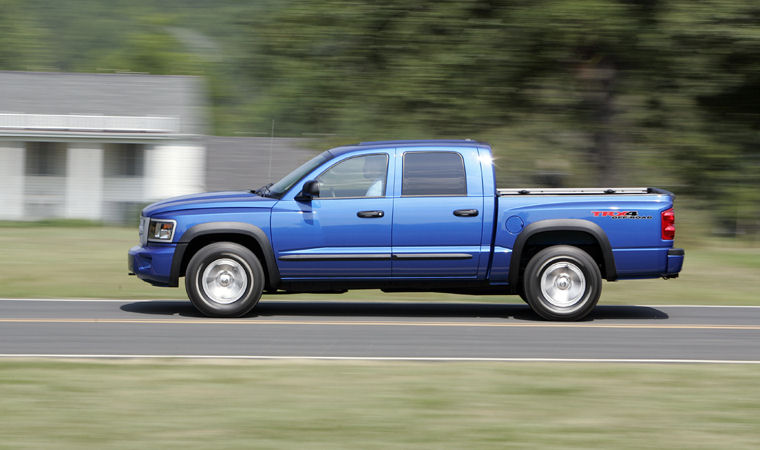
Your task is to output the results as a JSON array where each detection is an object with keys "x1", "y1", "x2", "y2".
[
  {"x1": 170, "y1": 222, "x2": 281, "y2": 290},
  {"x1": 508, "y1": 219, "x2": 617, "y2": 290}
]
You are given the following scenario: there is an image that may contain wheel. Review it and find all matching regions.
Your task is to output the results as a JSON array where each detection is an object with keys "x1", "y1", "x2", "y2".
[
  {"x1": 185, "y1": 242, "x2": 264, "y2": 317},
  {"x1": 522, "y1": 245, "x2": 602, "y2": 321}
]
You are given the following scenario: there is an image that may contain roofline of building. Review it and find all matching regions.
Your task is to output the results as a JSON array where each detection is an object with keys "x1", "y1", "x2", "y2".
[
  {"x1": 0, "y1": 70, "x2": 201, "y2": 80},
  {"x1": 0, "y1": 131, "x2": 202, "y2": 142}
]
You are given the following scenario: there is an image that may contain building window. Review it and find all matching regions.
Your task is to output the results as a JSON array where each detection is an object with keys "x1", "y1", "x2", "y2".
[
  {"x1": 105, "y1": 143, "x2": 145, "y2": 177},
  {"x1": 25, "y1": 142, "x2": 67, "y2": 176}
]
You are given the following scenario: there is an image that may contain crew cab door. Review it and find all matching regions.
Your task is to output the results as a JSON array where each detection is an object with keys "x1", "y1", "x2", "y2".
[
  {"x1": 391, "y1": 149, "x2": 485, "y2": 278},
  {"x1": 271, "y1": 150, "x2": 394, "y2": 279}
]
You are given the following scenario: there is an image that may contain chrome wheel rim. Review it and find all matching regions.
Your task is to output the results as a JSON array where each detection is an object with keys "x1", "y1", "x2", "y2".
[
  {"x1": 539, "y1": 261, "x2": 586, "y2": 308},
  {"x1": 201, "y1": 258, "x2": 248, "y2": 304}
]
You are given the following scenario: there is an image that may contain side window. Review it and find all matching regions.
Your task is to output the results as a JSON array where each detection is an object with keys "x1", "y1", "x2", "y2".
[
  {"x1": 316, "y1": 154, "x2": 388, "y2": 198},
  {"x1": 104, "y1": 143, "x2": 145, "y2": 177},
  {"x1": 25, "y1": 142, "x2": 67, "y2": 176},
  {"x1": 402, "y1": 151, "x2": 466, "y2": 196}
]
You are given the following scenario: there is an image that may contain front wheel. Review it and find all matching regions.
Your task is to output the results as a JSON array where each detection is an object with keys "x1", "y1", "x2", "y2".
[
  {"x1": 522, "y1": 245, "x2": 602, "y2": 321},
  {"x1": 185, "y1": 242, "x2": 264, "y2": 317}
]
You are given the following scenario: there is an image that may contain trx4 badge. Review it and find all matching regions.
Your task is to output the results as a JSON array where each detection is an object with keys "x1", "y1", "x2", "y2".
[{"x1": 592, "y1": 211, "x2": 653, "y2": 219}]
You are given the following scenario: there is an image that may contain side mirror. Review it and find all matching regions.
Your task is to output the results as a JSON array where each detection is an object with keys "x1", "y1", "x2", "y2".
[{"x1": 296, "y1": 180, "x2": 320, "y2": 201}]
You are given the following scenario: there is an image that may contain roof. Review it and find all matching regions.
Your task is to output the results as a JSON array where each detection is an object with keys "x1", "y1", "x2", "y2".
[
  {"x1": 329, "y1": 139, "x2": 489, "y2": 157},
  {"x1": 0, "y1": 71, "x2": 206, "y2": 136},
  {"x1": 358, "y1": 139, "x2": 485, "y2": 146}
]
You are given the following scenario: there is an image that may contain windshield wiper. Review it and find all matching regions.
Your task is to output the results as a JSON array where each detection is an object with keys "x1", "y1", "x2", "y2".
[{"x1": 252, "y1": 183, "x2": 273, "y2": 197}]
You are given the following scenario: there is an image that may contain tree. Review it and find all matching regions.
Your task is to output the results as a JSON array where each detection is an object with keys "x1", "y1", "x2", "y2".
[{"x1": 0, "y1": 0, "x2": 48, "y2": 70}]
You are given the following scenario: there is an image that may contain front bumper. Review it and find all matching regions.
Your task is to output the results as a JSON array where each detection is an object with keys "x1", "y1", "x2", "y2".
[
  {"x1": 663, "y1": 248, "x2": 685, "y2": 278},
  {"x1": 128, "y1": 244, "x2": 178, "y2": 287}
]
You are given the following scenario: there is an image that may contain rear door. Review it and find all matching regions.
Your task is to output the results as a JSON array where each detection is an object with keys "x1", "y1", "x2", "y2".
[{"x1": 391, "y1": 149, "x2": 485, "y2": 278}]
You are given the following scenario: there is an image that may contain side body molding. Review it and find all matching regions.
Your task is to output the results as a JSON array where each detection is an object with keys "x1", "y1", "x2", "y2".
[
  {"x1": 169, "y1": 222, "x2": 281, "y2": 288},
  {"x1": 508, "y1": 219, "x2": 617, "y2": 288}
]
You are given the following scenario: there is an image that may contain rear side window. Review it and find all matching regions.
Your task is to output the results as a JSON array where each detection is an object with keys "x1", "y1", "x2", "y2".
[{"x1": 402, "y1": 151, "x2": 466, "y2": 196}]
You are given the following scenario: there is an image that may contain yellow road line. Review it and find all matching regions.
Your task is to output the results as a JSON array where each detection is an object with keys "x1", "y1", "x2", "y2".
[{"x1": 1, "y1": 318, "x2": 759, "y2": 330}]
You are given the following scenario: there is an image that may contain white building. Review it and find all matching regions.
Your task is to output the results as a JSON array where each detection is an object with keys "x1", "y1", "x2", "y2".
[{"x1": 0, "y1": 71, "x2": 206, "y2": 223}]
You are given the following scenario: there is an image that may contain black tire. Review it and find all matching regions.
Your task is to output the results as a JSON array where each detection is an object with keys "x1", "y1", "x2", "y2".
[
  {"x1": 185, "y1": 242, "x2": 264, "y2": 317},
  {"x1": 522, "y1": 245, "x2": 602, "y2": 321}
]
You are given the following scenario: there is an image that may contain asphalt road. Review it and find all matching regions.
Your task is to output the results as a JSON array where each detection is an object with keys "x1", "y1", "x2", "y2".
[{"x1": 1, "y1": 298, "x2": 759, "y2": 362}]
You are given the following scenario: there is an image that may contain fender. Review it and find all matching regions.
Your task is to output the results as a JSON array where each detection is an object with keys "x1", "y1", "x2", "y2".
[
  {"x1": 169, "y1": 222, "x2": 281, "y2": 288},
  {"x1": 508, "y1": 219, "x2": 617, "y2": 288}
]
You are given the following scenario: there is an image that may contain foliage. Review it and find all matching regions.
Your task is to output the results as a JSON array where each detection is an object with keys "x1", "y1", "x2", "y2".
[
  {"x1": 2, "y1": 0, "x2": 760, "y2": 233},
  {"x1": 0, "y1": 0, "x2": 48, "y2": 69}
]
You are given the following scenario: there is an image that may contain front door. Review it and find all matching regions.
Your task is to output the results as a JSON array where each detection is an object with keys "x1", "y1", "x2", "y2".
[{"x1": 271, "y1": 151, "x2": 394, "y2": 279}]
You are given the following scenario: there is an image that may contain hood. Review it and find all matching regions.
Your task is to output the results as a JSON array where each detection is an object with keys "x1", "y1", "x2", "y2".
[{"x1": 142, "y1": 191, "x2": 277, "y2": 216}]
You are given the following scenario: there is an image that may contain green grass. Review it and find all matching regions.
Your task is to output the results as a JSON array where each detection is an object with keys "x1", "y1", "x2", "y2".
[
  {"x1": 0, "y1": 360, "x2": 758, "y2": 449},
  {"x1": 0, "y1": 225, "x2": 181, "y2": 299},
  {"x1": 0, "y1": 225, "x2": 758, "y2": 304}
]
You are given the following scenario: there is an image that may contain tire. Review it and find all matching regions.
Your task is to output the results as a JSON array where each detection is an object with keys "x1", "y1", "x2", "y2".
[
  {"x1": 522, "y1": 245, "x2": 602, "y2": 321},
  {"x1": 185, "y1": 242, "x2": 264, "y2": 317}
]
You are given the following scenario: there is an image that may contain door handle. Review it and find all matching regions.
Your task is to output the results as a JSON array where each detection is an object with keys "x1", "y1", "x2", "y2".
[
  {"x1": 453, "y1": 209, "x2": 479, "y2": 217},
  {"x1": 357, "y1": 210, "x2": 384, "y2": 218}
]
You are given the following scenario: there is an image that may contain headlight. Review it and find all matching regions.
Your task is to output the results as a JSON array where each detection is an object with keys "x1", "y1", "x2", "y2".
[
  {"x1": 147, "y1": 219, "x2": 176, "y2": 243},
  {"x1": 139, "y1": 216, "x2": 149, "y2": 245}
]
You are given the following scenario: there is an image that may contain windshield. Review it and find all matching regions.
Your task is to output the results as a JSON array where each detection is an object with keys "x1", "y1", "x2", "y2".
[{"x1": 268, "y1": 152, "x2": 332, "y2": 198}]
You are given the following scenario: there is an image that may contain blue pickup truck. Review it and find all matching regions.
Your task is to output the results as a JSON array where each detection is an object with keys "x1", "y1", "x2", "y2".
[{"x1": 129, "y1": 139, "x2": 684, "y2": 320}]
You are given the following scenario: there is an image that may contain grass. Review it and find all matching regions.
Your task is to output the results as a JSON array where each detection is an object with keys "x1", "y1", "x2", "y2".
[
  {"x1": 0, "y1": 225, "x2": 177, "y2": 299},
  {"x1": 0, "y1": 224, "x2": 758, "y2": 304},
  {"x1": 0, "y1": 360, "x2": 758, "y2": 449}
]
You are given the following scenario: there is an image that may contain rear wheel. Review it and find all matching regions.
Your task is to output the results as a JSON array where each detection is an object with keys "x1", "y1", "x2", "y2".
[
  {"x1": 522, "y1": 245, "x2": 601, "y2": 321},
  {"x1": 185, "y1": 242, "x2": 264, "y2": 317}
]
